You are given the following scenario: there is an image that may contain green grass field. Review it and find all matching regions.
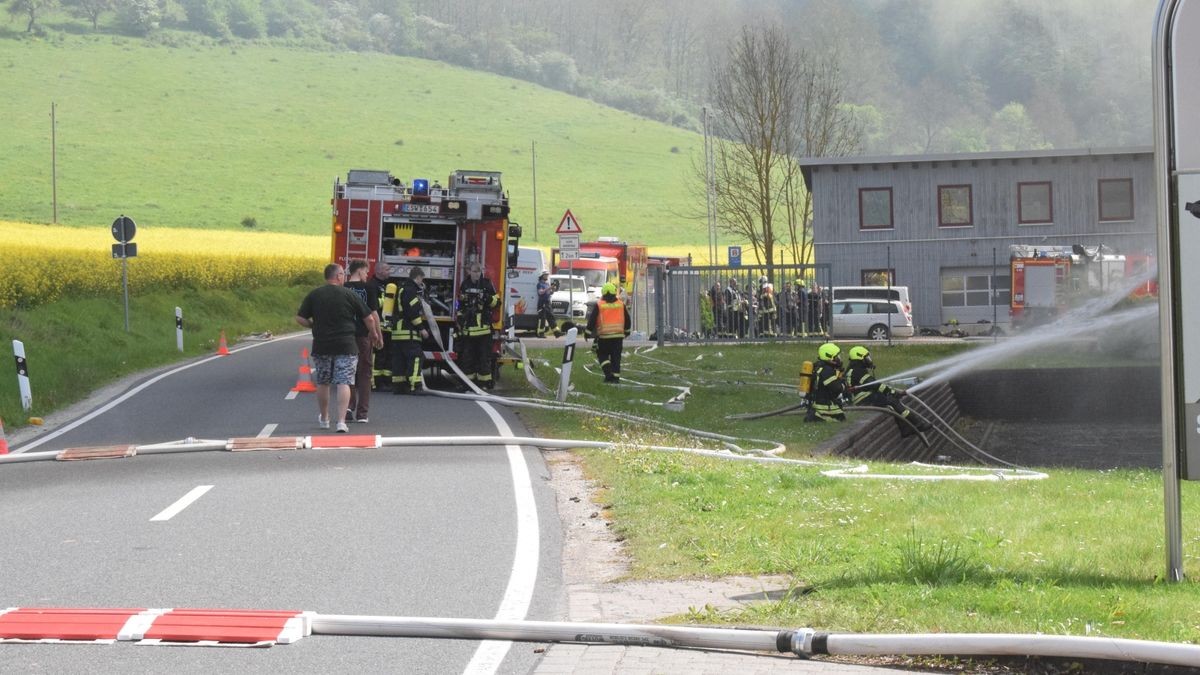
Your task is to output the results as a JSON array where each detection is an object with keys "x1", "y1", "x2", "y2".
[{"x1": 0, "y1": 32, "x2": 707, "y2": 249}]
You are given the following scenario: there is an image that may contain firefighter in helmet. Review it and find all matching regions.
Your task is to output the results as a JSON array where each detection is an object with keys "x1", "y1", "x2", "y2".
[
  {"x1": 585, "y1": 281, "x2": 631, "y2": 383},
  {"x1": 369, "y1": 261, "x2": 394, "y2": 390},
  {"x1": 844, "y1": 346, "x2": 932, "y2": 437},
  {"x1": 805, "y1": 342, "x2": 847, "y2": 422},
  {"x1": 390, "y1": 266, "x2": 431, "y2": 394},
  {"x1": 536, "y1": 270, "x2": 555, "y2": 337},
  {"x1": 456, "y1": 261, "x2": 499, "y2": 390}
]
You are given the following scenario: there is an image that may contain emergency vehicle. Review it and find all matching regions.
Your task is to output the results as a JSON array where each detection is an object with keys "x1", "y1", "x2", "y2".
[
  {"x1": 330, "y1": 169, "x2": 520, "y2": 369},
  {"x1": 1008, "y1": 243, "x2": 1131, "y2": 328},
  {"x1": 550, "y1": 237, "x2": 649, "y2": 329}
]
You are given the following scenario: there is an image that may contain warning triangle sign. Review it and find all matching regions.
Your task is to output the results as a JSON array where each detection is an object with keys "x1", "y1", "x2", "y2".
[{"x1": 555, "y1": 210, "x2": 583, "y2": 235}]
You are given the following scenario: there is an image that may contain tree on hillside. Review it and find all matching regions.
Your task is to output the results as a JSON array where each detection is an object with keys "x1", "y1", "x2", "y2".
[
  {"x1": 7, "y1": 0, "x2": 56, "y2": 32},
  {"x1": 113, "y1": 0, "x2": 159, "y2": 34},
  {"x1": 63, "y1": 0, "x2": 112, "y2": 29}
]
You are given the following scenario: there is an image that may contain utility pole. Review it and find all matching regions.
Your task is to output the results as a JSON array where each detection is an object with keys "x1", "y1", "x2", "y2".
[
  {"x1": 531, "y1": 140, "x2": 539, "y2": 242},
  {"x1": 703, "y1": 106, "x2": 717, "y2": 266},
  {"x1": 50, "y1": 101, "x2": 57, "y2": 224}
]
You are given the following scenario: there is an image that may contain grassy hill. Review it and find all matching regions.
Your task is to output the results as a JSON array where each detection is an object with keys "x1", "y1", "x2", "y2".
[{"x1": 0, "y1": 33, "x2": 708, "y2": 250}]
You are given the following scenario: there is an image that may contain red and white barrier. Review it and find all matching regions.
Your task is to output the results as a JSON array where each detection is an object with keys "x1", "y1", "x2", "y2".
[{"x1": 0, "y1": 607, "x2": 310, "y2": 646}]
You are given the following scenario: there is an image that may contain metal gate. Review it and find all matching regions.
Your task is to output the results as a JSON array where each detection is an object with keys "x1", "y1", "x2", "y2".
[{"x1": 653, "y1": 264, "x2": 832, "y2": 343}]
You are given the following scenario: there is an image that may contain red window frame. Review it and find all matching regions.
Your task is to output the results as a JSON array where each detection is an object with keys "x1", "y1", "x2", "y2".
[
  {"x1": 1017, "y1": 181, "x2": 1053, "y2": 224},
  {"x1": 937, "y1": 184, "x2": 973, "y2": 227},
  {"x1": 858, "y1": 187, "x2": 893, "y2": 230},
  {"x1": 1098, "y1": 178, "x2": 1134, "y2": 221}
]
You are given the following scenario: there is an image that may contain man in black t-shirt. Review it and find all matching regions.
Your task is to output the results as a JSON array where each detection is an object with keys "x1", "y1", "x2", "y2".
[
  {"x1": 345, "y1": 260, "x2": 383, "y2": 423},
  {"x1": 295, "y1": 263, "x2": 378, "y2": 433}
]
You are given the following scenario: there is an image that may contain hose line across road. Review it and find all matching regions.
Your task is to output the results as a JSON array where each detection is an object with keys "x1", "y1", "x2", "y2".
[{"x1": 0, "y1": 335, "x2": 561, "y2": 673}]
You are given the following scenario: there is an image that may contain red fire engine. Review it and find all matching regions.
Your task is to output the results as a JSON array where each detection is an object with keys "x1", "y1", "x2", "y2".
[
  {"x1": 1009, "y1": 243, "x2": 1149, "y2": 328},
  {"x1": 330, "y1": 169, "x2": 520, "y2": 367}
]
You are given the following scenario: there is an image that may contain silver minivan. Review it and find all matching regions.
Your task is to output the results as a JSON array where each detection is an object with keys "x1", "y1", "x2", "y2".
[{"x1": 830, "y1": 299, "x2": 914, "y2": 340}]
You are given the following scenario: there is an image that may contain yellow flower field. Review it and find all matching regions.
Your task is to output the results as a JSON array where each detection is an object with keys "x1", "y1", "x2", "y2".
[{"x1": 0, "y1": 221, "x2": 328, "y2": 309}]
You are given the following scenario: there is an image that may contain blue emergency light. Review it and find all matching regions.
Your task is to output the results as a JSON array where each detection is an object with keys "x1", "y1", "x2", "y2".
[{"x1": 413, "y1": 178, "x2": 429, "y2": 196}]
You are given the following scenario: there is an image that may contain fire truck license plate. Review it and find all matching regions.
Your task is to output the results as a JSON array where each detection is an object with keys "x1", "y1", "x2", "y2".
[{"x1": 402, "y1": 203, "x2": 439, "y2": 214}]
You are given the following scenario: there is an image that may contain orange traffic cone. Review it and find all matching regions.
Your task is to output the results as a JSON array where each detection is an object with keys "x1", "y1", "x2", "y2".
[
  {"x1": 291, "y1": 348, "x2": 317, "y2": 393},
  {"x1": 0, "y1": 417, "x2": 9, "y2": 455},
  {"x1": 216, "y1": 330, "x2": 230, "y2": 356}
]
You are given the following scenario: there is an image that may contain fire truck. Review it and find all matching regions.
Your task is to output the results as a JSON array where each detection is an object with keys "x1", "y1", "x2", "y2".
[
  {"x1": 330, "y1": 169, "x2": 521, "y2": 370},
  {"x1": 550, "y1": 237, "x2": 649, "y2": 330},
  {"x1": 1009, "y1": 243, "x2": 1129, "y2": 328}
]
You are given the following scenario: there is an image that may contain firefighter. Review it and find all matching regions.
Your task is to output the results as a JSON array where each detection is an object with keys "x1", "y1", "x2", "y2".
[
  {"x1": 536, "y1": 270, "x2": 555, "y2": 337},
  {"x1": 844, "y1": 345, "x2": 932, "y2": 437},
  {"x1": 756, "y1": 276, "x2": 777, "y2": 337},
  {"x1": 805, "y1": 342, "x2": 847, "y2": 422},
  {"x1": 585, "y1": 281, "x2": 631, "y2": 383},
  {"x1": 368, "y1": 261, "x2": 393, "y2": 390},
  {"x1": 456, "y1": 261, "x2": 499, "y2": 390},
  {"x1": 390, "y1": 266, "x2": 431, "y2": 395}
]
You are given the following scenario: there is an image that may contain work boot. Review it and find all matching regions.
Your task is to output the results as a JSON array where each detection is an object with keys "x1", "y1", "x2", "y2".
[{"x1": 393, "y1": 382, "x2": 410, "y2": 395}]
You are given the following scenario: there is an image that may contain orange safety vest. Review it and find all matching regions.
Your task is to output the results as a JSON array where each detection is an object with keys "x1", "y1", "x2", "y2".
[{"x1": 597, "y1": 300, "x2": 626, "y2": 338}]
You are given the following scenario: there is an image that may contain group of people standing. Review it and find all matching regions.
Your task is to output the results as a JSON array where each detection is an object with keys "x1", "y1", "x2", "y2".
[
  {"x1": 708, "y1": 277, "x2": 832, "y2": 339},
  {"x1": 804, "y1": 342, "x2": 932, "y2": 438},
  {"x1": 294, "y1": 259, "x2": 499, "y2": 431}
]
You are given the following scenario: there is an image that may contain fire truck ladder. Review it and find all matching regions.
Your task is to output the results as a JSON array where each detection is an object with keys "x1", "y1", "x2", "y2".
[{"x1": 344, "y1": 197, "x2": 372, "y2": 263}]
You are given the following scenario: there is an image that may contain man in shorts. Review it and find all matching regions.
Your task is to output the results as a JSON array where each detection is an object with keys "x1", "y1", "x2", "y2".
[{"x1": 295, "y1": 263, "x2": 377, "y2": 433}]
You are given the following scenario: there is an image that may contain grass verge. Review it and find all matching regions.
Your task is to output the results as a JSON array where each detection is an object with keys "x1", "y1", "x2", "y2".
[
  {"x1": 0, "y1": 278, "x2": 319, "y2": 428},
  {"x1": 504, "y1": 341, "x2": 1200, "y2": 644}
]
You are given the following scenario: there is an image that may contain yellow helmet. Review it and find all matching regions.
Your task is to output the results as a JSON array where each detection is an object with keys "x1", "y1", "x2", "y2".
[
  {"x1": 602, "y1": 282, "x2": 618, "y2": 296},
  {"x1": 848, "y1": 346, "x2": 870, "y2": 362},
  {"x1": 818, "y1": 342, "x2": 841, "y2": 362}
]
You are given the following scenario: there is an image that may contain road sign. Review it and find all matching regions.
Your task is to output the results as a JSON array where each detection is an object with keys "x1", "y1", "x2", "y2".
[
  {"x1": 111, "y1": 215, "x2": 136, "y2": 243},
  {"x1": 559, "y1": 249, "x2": 580, "y2": 261},
  {"x1": 728, "y1": 245, "x2": 742, "y2": 267},
  {"x1": 111, "y1": 242, "x2": 138, "y2": 258},
  {"x1": 558, "y1": 234, "x2": 580, "y2": 250},
  {"x1": 555, "y1": 210, "x2": 583, "y2": 235}
]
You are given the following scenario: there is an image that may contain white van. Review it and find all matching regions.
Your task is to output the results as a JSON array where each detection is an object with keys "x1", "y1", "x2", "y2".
[
  {"x1": 832, "y1": 286, "x2": 913, "y2": 327},
  {"x1": 830, "y1": 299, "x2": 914, "y2": 340},
  {"x1": 505, "y1": 247, "x2": 548, "y2": 331}
]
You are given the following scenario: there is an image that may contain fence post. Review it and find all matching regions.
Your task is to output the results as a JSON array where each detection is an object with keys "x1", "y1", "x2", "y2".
[{"x1": 655, "y1": 265, "x2": 666, "y2": 347}]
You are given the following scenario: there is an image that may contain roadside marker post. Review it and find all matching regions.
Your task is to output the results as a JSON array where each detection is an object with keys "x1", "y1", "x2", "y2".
[
  {"x1": 13, "y1": 340, "x2": 31, "y2": 412},
  {"x1": 557, "y1": 327, "x2": 577, "y2": 403},
  {"x1": 175, "y1": 307, "x2": 183, "y2": 353}
]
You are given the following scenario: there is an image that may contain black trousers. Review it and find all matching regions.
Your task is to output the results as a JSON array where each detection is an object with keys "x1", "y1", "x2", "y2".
[
  {"x1": 596, "y1": 337, "x2": 623, "y2": 379},
  {"x1": 390, "y1": 340, "x2": 423, "y2": 391},
  {"x1": 458, "y1": 334, "x2": 493, "y2": 383}
]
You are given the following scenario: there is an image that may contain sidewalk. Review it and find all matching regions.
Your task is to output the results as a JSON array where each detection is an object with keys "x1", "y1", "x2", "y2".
[{"x1": 535, "y1": 451, "x2": 911, "y2": 675}]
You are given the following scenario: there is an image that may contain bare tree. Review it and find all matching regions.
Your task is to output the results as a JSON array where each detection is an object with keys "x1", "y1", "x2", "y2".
[
  {"x1": 8, "y1": 0, "x2": 56, "y2": 32},
  {"x1": 63, "y1": 0, "x2": 111, "y2": 30}
]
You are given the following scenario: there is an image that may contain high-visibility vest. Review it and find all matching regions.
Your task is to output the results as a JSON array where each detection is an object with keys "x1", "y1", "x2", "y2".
[{"x1": 597, "y1": 301, "x2": 626, "y2": 338}]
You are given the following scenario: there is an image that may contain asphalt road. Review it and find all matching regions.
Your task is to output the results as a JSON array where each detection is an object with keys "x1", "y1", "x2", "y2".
[{"x1": 0, "y1": 335, "x2": 563, "y2": 673}]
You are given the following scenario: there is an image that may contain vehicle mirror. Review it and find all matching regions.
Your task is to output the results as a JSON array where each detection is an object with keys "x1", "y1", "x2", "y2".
[{"x1": 507, "y1": 241, "x2": 519, "y2": 268}]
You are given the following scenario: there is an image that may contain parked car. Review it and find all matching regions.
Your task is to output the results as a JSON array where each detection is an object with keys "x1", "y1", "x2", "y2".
[
  {"x1": 548, "y1": 274, "x2": 591, "y2": 327},
  {"x1": 829, "y1": 298, "x2": 914, "y2": 340},
  {"x1": 831, "y1": 286, "x2": 913, "y2": 328}
]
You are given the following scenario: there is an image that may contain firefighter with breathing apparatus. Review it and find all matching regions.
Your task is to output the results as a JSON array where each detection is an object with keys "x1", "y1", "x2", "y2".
[
  {"x1": 585, "y1": 281, "x2": 631, "y2": 383},
  {"x1": 536, "y1": 270, "x2": 555, "y2": 337},
  {"x1": 390, "y1": 266, "x2": 431, "y2": 395},
  {"x1": 844, "y1": 345, "x2": 932, "y2": 437},
  {"x1": 456, "y1": 261, "x2": 499, "y2": 390},
  {"x1": 804, "y1": 342, "x2": 847, "y2": 422}
]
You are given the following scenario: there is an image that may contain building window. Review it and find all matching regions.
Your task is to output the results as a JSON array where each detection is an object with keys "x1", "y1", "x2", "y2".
[
  {"x1": 938, "y1": 185, "x2": 973, "y2": 227},
  {"x1": 861, "y1": 269, "x2": 895, "y2": 286},
  {"x1": 1098, "y1": 178, "x2": 1133, "y2": 221},
  {"x1": 859, "y1": 188, "x2": 893, "y2": 230},
  {"x1": 1018, "y1": 181, "x2": 1053, "y2": 224},
  {"x1": 941, "y1": 272, "x2": 1009, "y2": 308}
]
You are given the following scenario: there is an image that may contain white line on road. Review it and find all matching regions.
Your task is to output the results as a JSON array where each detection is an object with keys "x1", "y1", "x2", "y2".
[
  {"x1": 257, "y1": 424, "x2": 278, "y2": 438},
  {"x1": 284, "y1": 390, "x2": 299, "y2": 400},
  {"x1": 462, "y1": 402, "x2": 540, "y2": 675},
  {"x1": 12, "y1": 334, "x2": 301, "y2": 454},
  {"x1": 150, "y1": 485, "x2": 213, "y2": 522}
]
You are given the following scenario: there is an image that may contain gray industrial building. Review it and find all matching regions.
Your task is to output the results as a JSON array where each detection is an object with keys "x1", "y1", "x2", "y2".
[{"x1": 798, "y1": 147, "x2": 1156, "y2": 331}]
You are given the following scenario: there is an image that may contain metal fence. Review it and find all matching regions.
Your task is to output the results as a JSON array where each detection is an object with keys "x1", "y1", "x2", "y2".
[{"x1": 654, "y1": 263, "x2": 833, "y2": 342}]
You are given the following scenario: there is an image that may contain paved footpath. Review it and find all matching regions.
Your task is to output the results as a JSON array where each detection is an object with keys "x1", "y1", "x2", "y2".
[{"x1": 534, "y1": 452, "x2": 911, "y2": 675}]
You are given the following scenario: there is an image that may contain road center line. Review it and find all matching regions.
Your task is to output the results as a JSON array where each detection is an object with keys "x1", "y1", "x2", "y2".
[
  {"x1": 257, "y1": 424, "x2": 278, "y2": 438},
  {"x1": 462, "y1": 402, "x2": 540, "y2": 675},
  {"x1": 150, "y1": 485, "x2": 213, "y2": 522}
]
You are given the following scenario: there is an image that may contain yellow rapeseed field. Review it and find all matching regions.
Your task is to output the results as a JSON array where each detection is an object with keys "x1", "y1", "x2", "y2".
[{"x1": 0, "y1": 221, "x2": 328, "y2": 309}]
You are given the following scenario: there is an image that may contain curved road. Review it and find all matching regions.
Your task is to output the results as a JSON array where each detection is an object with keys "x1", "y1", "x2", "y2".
[{"x1": 0, "y1": 335, "x2": 563, "y2": 673}]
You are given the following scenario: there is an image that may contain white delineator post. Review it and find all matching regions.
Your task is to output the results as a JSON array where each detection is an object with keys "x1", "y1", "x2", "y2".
[
  {"x1": 175, "y1": 307, "x2": 184, "y2": 352},
  {"x1": 557, "y1": 328, "x2": 577, "y2": 403},
  {"x1": 13, "y1": 340, "x2": 32, "y2": 411}
]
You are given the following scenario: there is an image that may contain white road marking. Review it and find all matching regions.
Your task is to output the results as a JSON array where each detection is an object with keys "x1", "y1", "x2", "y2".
[
  {"x1": 257, "y1": 424, "x2": 278, "y2": 438},
  {"x1": 11, "y1": 335, "x2": 301, "y2": 454},
  {"x1": 150, "y1": 485, "x2": 213, "y2": 522},
  {"x1": 462, "y1": 402, "x2": 540, "y2": 675},
  {"x1": 284, "y1": 390, "x2": 299, "y2": 400}
]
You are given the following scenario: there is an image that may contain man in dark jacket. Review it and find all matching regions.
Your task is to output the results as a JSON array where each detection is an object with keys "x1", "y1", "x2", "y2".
[
  {"x1": 585, "y1": 282, "x2": 632, "y2": 383},
  {"x1": 391, "y1": 266, "x2": 432, "y2": 394}
]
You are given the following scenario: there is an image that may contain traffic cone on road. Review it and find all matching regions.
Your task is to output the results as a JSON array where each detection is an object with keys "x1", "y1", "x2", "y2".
[
  {"x1": 291, "y1": 348, "x2": 317, "y2": 393},
  {"x1": 0, "y1": 417, "x2": 9, "y2": 455},
  {"x1": 216, "y1": 330, "x2": 230, "y2": 356}
]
